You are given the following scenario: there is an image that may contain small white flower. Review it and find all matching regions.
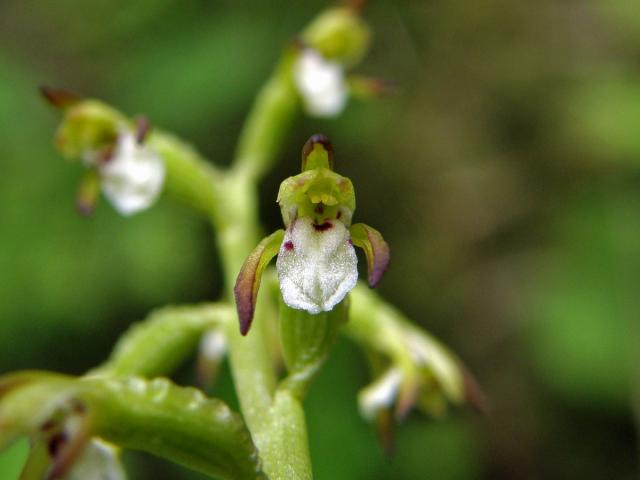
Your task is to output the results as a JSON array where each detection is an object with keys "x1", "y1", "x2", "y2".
[
  {"x1": 99, "y1": 130, "x2": 165, "y2": 216},
  {"x1": 63, "y1": 440, "x2": 126, "y2": 480},
  {"x1": 199, "y1": 329, "x2": 227, "y2": 362},
  {"x1": 294, "y1": 49, "x2": 348, "y2": 117},
  {"x1": 358, "y1": 367, "x2": 403, "y2": 420},
  {"x1": 276, "y1": 217, "x2": 358, "y2": 314},
  {"x1": 196, "y1": 328, "x2": 228, "y2": 387}
]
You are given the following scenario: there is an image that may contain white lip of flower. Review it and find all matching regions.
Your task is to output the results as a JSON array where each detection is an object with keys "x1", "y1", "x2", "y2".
[
  {"x1": 98, "y1": 130, "x2": 165, "y2": 216},
  {"x1": 276, "y1": 217, "x2": 358, "y2": 314},
  {"x1": 358, "y1": 367, "x2": 403, "y2": 420},
  {"x1": 294, "y1": 49, "x2": 348, "y2": 117},
  {"x1": 357, "y1": 330, "x2": 469, "y2": 421},
  {"x1": 357, "y1": 342, "x2": 426, "y2": 420},
  {"x1": 64, "y1": 439, "x2": 125, "y2": 480}
]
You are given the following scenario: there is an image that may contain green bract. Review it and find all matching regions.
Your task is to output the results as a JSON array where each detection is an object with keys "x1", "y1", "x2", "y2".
[{"x1": 301, "y1": 7, "x2": 371, "y2": 67}]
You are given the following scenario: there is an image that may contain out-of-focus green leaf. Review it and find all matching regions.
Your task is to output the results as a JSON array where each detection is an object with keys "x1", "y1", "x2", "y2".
[
  {"x1": 528, "y1": 188, "x2": 637, "y2": 409},
  {"x1": 567, "y1": 79, "x2": 640, "y2": 164}
]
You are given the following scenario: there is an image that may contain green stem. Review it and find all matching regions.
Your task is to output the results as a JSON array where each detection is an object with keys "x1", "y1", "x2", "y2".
[
  {"x1": 77, "y1": 8, "x2": 371, "y2": 477},
  {"x1": 148, "y1": 131, "x2": 220, "y2": 216},
  {"x1": 91, "y1": 303, "x2": 234, "y2": 378},
  {"x1": 259, "y1": 390, "x2": 312, "y2": 480},
  {"x1": 215, "y1": 52, "x2": 312, "y2": 479},
  {"x1": 215, "y1": 173, "x2": 312, "y2": 479}
]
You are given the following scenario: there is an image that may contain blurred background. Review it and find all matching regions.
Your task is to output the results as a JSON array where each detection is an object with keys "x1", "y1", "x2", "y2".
[{"x1": 0, "y1": 0, "x2": 638, "y2": 478}]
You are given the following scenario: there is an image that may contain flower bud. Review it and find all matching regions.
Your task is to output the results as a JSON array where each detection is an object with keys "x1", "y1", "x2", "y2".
[
  {"x1": 302, "y1": 7, "x2": 371, "y2": 67},
  {"x1": 53, "y1": 101, "x2": 122, "y2": 161}
]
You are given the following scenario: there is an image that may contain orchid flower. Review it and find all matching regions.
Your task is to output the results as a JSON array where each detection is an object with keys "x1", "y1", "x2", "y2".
[
  {"x1": 358, "y1": 367, "x2": 404, "y2": 421},
  {"x1": 76, "y1": 123, "x2": 165, "y2": 217},
  {"x1": 234, "y1": 134, "x2": 390, "y2": 335},
  {"x1": 11, "y1": 385, "x2": 126, "y2": 480},
  {"x1": 294, "y1": 49, "x2": 348, "y2": 117},
  {"x1": 41, "y1": 88, "x2": 165, "y2": 217},
  {"x1": 95, "y1": 128, "x2": 165, "y2": 216}
]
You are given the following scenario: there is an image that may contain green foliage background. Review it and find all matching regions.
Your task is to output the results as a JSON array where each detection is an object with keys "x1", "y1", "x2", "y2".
[{"x1": 0, "y1": 1, "x2": 637, "y2": 478}]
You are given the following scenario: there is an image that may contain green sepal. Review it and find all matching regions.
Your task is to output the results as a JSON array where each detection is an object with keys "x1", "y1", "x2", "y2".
[
  {"x1": 301, "y1": 134, "x2": 334, "y2": 171},
  {"x1": 0, "y1": 372, "x2": 265, "y2": 480},
  {"x1": 52, "y1": 101, "x2": 125, "y2": 160},
  {"x1": 19, "y1": 439, "x2": 50, "y2": 480},
  {"x1": 279, "y1": 299, "x2": 348, "y2": 398},
  {"x1": 350, "y1": 223, "x2": 390, "y2": 287},
  {"x1": 75, "y1": 169, "x2": 101, "y2": 217},
  {"x1": 278, "y1": 135, "x2": 355, "y2": 227},
  {"x1": 0, "y1": 372, "x2": 77, "y2": 451},
  {"x1": 234, "y1": 230, "x2": 284, "y2": 335}
]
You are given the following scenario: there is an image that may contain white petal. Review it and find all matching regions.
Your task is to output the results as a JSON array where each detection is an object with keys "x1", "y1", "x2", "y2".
[
  {"x1": 276, "y1": 217, "x2": 357, "y2": 314},
  {"x1": 63, "y1": 439, "x2": 126, "y2": 480},
  {"x1": 358, "y1": 367, "x2": 403, "y2": 420},
  {"x1": 294, "y1": 49, "x2": 348, "y2": 117},
  {"x1": 100, "y1": 131, "x2": 165, "y2": 216}
]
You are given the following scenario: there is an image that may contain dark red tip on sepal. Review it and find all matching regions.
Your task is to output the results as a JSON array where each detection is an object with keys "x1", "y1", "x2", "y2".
[
  {"x1": 234, "y1": 230, "x2": 284, "y2": 336},
  {"x1": 345, "y1": 0, "x2": 369, "y2": 13},
  {"x1": 375, "y1": 408, "x2": 395, "y2": 456},
  {"x1": 135, "y1": 116, "x2": 151, "y2": 144},
  {"x1": 301, "y1": 134, "x2": 334, "y2": 171},
  {"x1": 462, "y1": 367, "x2": 490, "y2": 415},
  {"x1": 39, "y1": 86, "x2": 81, "y2": 110},
  {"x1": 349, "y1": 223, "x2": 390, "y2": 288},
  {"x1": 234, "y1": 281, "x2": 256, "y2": 337}
]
